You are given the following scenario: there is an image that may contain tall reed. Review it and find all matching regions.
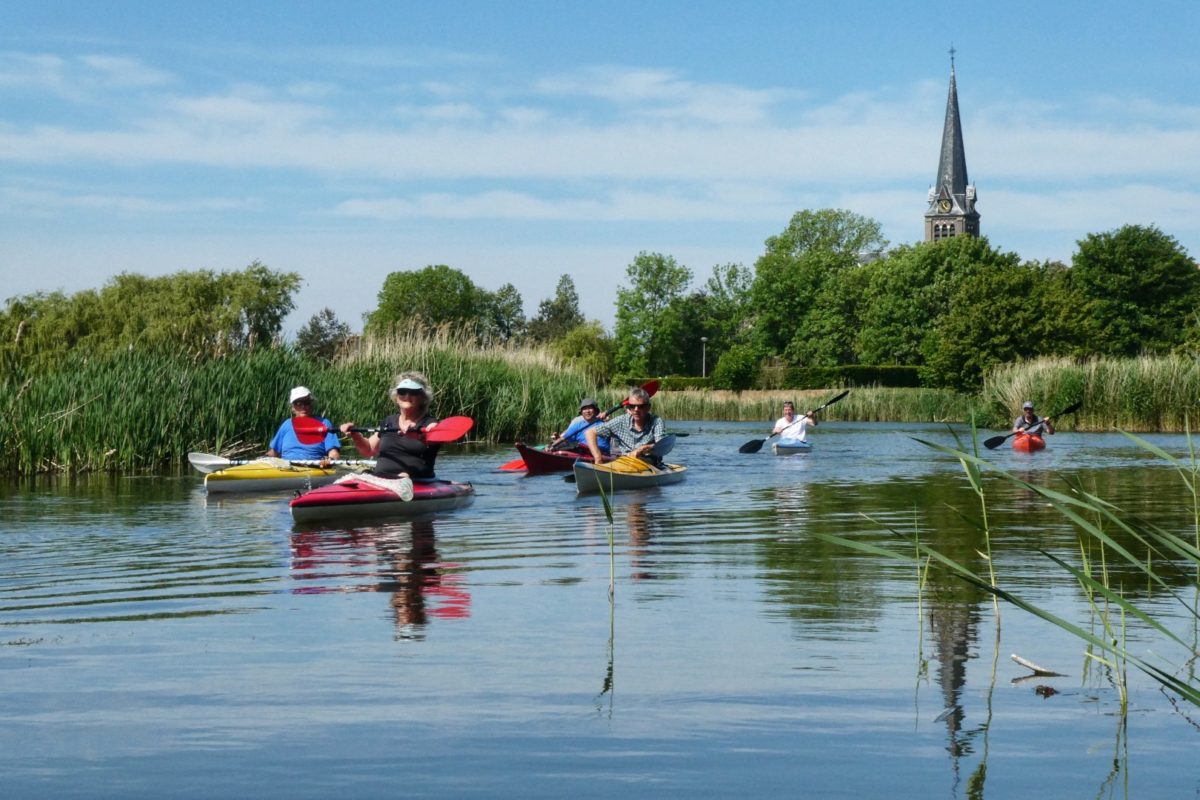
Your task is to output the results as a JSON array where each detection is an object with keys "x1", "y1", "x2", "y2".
[
  {"x1": 654, "y1": 387, "x2": 981, "y2": 424},
  {"x1": 0, "y1": 331, "x2": 594, "y2": 474},
  {"x1": 819, "y1": 430, "x2": 1200, "y2": 707},
  {"x1": 984, "y1": 355, "x2": 1200, "y2": 432}
]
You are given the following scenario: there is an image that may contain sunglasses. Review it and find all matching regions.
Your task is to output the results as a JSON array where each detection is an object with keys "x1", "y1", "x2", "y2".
[
  {"x1": 396, "y1": 388, "x2": 423, "y2": 397},
  {"x1": 626, "y1": 403, "x2": 649, "y2": 409}
]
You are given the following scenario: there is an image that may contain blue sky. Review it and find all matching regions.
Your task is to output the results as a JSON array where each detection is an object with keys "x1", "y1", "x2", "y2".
[{"x1": 2, "y1": 1, "x2": 1197, "y2": 333}]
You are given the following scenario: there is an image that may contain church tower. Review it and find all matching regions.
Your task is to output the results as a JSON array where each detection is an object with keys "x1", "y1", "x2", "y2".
[{"x1": 924, "y1": 51, "x2": 979, "y2": 242}]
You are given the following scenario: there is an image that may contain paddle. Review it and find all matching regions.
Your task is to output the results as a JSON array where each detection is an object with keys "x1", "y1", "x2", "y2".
[
  {"x1": 188, "y1": 452, "x2": 375, "y2": 475},
  {"x1": 501, "y1": 381, "x2": 663, "y2": 471},
  {"x1": 983, "y1": 401, "x2": 1081, "y2": 450},
  {"x1": 293, "y1": 415, "x2": 474, "y2": 446},
  {"x1": 738, "y1": 390, "x2": 850, "y2": 454}
]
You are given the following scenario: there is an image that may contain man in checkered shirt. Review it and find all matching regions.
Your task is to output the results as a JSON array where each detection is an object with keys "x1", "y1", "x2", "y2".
[{"x1": 584, "y1": 387, "x2": 666, "y2": 463}]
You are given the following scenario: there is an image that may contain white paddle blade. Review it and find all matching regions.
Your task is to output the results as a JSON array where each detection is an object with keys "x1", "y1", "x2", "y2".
[{"x1": 187, "y1": 452, "x2": 233, "y2": 474}]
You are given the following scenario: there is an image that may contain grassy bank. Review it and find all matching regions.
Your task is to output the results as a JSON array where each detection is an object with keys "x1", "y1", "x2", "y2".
[
  {"x1": 984, "y1": 355, "x2": 1200, "y2": 432},
  {"x1": 6, "y1": 344, "x2": 1199, "y2": 474},
  {"x1": 1, "y1": 331, "x2": 591, "y2": 474},
  {"x1": 652, "y1": 387, "x2": 982, "y2": 425}
]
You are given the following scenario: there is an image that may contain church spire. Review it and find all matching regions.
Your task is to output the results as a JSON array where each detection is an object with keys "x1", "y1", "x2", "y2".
[{"x1": 925, "y1": 49, "x2": 979, "y2": 242}]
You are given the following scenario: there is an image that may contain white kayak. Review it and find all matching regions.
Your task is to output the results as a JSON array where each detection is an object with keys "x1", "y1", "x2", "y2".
[
  {"x1": 572, "y1": 456, "x2": 687, "y2": 494},
  {"x1": 772, "y1": 439, "x2": 812, "y2": 455}
]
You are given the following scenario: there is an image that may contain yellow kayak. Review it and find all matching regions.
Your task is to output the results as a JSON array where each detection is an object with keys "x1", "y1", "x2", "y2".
[{"x1": 203, "y1": 459, "x2": 342, "y2": 494}]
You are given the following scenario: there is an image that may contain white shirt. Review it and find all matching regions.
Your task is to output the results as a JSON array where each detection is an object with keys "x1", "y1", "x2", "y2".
[{"x1": 773, "y1": 415, "x2": 812, "y2": 441}]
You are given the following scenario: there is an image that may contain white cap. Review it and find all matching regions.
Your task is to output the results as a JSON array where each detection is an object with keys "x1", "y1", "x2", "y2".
[
  {"x1": 289, "y1": 386, "x2": 313, "y2": 403},
  {"x1": 395, "y1": 378, "x2": 426, "y2": 393}
]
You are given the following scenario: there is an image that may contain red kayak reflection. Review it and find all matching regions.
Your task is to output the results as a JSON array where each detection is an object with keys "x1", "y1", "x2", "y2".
[{"x1": 289, "y1": 518, "x2": 470, "y2": 636}]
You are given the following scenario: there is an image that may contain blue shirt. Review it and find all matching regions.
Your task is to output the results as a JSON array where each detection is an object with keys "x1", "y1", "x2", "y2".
[
  {"x1": 560, "y1": 414, "x2": 609, "y2": 452},
  {"x1": 269, "y1": 417, "x2": 340, "y2": 459}
]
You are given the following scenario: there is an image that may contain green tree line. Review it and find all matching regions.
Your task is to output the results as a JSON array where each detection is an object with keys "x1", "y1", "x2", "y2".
[
  {"x1": 611, "y1": 211, "x2": 1200, "y2": 391},
  {"x1": 4, "y1": 212, "x2": 1196, "y2": 395}
]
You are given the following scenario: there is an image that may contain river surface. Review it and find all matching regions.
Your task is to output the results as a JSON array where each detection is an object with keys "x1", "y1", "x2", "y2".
[{"x1": 2, "y1": 422, "x2": 1198, "y2": 798}]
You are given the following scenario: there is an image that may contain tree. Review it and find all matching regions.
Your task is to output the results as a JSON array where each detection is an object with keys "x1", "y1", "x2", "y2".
[
  {"x1": 785, "y1": 263, "x2": 871, "y2": 367},
  {"x1": 366, "y1": 265, "x2": 485, "y2": 335},
  {"x1": 751, "y1": 209, "x2": 887, "y2": 361},
  {"x1": 528, "y1": 275, "x2": 585, "y2": 343},
  {"x1": 669, "y1": 263, "x2": 754, "y2": 375},
  {"x1": 763, "y1": 208, "x2": 889, "y2": 261},
  {"x1": 752, "y1": 249, "x2": 847, "y2": 358},
  {"x1": 854, "y1": 236, "x2": 1018, "y2": 367},
  {"x1": 923, "y1": 260, "x2": 1079, "y2": 391},
  {"x1": 614, "y1": 252, "x2": 693, "y2": 376},
  {"x1": 296, "y1": 308, "x2": 352, "y2": 361},
  {"x1": 710, "y1": 344, "x2": 760, "y2": 390},
  {"x1": 479, "y1": 283, "x2": 526, "y2": 344},
  {"x1": 552, "y1": 322, "x2": 615, "y2": 382},
  {"x1": 365, "y1": 264, "x2": 523, "y2": 342},
  {"x1": 0, "y1": 263, "x2": 301, "y2": 371},
  {"x1": 1070, "y1": 225, "x2": 1200, "y2": 357}
]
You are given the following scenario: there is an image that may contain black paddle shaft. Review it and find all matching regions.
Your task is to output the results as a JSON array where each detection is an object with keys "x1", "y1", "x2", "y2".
[
  {"x1": 738, "y1": 390, "x2": 850, "y2": 454},
  {"x1": 983, "y1": 401, "x2": 1082, "y2": 450}
]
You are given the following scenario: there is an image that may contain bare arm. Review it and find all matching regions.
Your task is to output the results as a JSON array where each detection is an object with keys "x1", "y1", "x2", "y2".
[
  {"x1": 340, "y1": 422, "x2": 380, "y2": 457},
  {"x1": 585, "y1": 425, "x2": 606, "y2": 463}
]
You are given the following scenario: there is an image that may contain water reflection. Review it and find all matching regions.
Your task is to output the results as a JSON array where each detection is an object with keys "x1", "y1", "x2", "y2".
[{"x1": 289, "y1": 519, "x2": 470, "y2": 639}]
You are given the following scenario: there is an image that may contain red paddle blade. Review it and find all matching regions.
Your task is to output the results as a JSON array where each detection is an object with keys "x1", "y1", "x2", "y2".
[
  {"x1": 499, "y1": 458, "x2": 528, "y2": 471},
  {"x1": 291, "y1": 416, "x2": 333, "y2": 445},
  {"x1": 643, "y1": 379, "x2": 660, "y2": 398},
  {"x1": 424, "y1": 415, "x2": 473, "y2": 443}
]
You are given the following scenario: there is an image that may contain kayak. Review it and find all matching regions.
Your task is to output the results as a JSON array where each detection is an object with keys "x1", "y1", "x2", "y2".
[
  {"x1": 572, "y1": 456, "x2": 687, "y2": 494},
  {"x1": 772, "y1": 439, "x2": 812, "y2": 455},
  {"x1": 514, "y1": 442, "x2": 595, "y2": 474},
  {"x1": 204, "y1": 460, "x2": 341, "y2": 494},
  {"x1": 1013, "y1": 432, "x2": 1046, "y2": 452},
  {"x1": 290, "y1": 475, "x2": 475, "y2": 522}
]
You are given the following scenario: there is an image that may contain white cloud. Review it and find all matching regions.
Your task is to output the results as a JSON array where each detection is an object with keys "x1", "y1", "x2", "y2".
[
  {"x1": 77, "y1": 55, "x2": 171, "y2": 87},
  {"x1": 332, "y1": 187, "x2": 795, "y2": 222},
  {"x1": 0, "y1": 51, "x2": 172, "y2": 97},
  {"x1": 0, "y1": 184, "x2": 256, "y2": 215},
  {"x1": 536, "y1": 65, "x2": 792, "y2": 125}
]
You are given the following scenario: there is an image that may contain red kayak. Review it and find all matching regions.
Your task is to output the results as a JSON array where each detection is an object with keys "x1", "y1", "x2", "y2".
[
  {"x1": 1012, "y1": 432, "x2": 1046, "y2": 452},
  {"x1": 290, "y1": 477, "x2": 474, "y2": 522},
  {"x1": 504, "y1": 442, "x2": 595, "y2": 474}
]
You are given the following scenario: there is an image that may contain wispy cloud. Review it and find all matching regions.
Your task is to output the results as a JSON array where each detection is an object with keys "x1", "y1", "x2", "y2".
[
  {"x1": 536, "y1": 65, "x2": 794, "y2": 125},
  {"x1": 0, "y1": 184, "x2": 255, "y2": 215},
  {"x1": 0, "y1": 50, "x2": 172, "y2": 97}
]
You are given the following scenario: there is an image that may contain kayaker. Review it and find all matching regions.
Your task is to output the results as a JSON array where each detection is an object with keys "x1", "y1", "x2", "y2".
[
  {"x1": 550, "y1": 398, "x2": 610, "y2": 453},
  {"x1": 584, "y1": 387, "x2": 665, "y2": 464},
  {"x1": 1013, "y1": 401, "x2": 1055, "y2": 436},
  {"x1": 771, "y1": 401, "x2": 816, "y2": 442},
  {"x1": 267, "y1": 386, "x2": 341, "y2": 465},
  {"x1": 340, "y1": 372, "x2": 441, "y2": 479}
]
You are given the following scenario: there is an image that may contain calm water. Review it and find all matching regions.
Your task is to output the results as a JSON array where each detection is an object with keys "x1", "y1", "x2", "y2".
[{"x1": 2, "y1": 422, "x2": 1198, "y2": 798}]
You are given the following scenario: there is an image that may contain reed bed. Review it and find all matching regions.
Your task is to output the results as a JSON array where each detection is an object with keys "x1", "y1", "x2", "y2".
[
  {"x1": 653, "y1": 387, "x2": 981, "y2": 424},
  {"x1": 984, "y1": 355, "x2": 1200, "y2": 432},
  {"x1": 1, "y1": 331, "x2": 592, "y2": 474}
]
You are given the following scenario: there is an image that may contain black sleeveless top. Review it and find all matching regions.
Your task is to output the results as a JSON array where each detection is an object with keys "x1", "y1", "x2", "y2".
[{"x1": 374, "y1": 413, "x2": 440, "y2": 479}]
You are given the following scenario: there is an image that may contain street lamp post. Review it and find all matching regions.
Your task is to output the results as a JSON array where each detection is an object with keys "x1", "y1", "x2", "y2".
[{"x1": 700, "y1": 336, "x2": 708, "y2": 378}]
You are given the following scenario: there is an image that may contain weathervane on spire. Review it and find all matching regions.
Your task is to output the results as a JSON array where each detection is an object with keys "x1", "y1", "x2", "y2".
[{"x1": 948, "y1": 44, "x2": 956, "y2": 70}]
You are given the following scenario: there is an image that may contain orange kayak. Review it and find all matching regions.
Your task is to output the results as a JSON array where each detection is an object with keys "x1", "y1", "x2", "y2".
[{"x1": 1012, "y1": 432, "x2": 1046, "y2": 452}]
